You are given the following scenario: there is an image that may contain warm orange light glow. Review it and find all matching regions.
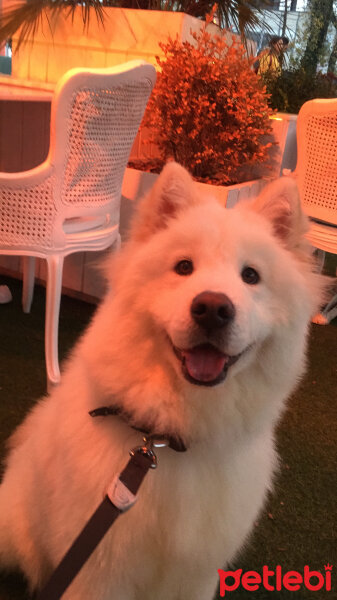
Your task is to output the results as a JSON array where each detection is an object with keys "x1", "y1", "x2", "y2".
[{"x1": 11, "y1": 7, "x2": 220, "y2": 84}]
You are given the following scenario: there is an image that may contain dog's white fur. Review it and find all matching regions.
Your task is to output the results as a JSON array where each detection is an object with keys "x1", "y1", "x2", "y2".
[{"x1": 0, "y1": 163, "x2": 325, "y2": 599}]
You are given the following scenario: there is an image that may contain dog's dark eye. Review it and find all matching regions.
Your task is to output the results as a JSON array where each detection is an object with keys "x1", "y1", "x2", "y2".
[
  {"x1": 174, "y1": 259, "x2": 194, "y2": 276},
  {"x1": 241, "y1": 266, "x2": 260, "y2": 285}
]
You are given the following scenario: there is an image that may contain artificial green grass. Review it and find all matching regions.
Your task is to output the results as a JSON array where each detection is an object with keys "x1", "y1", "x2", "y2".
[{"x1": 0, "y1": 275, "x2": 336, "y2": 599}]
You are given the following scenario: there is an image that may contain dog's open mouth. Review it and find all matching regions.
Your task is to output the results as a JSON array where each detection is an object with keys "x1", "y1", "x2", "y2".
[{"x1": 173, "y1": 343, "x2": 243, "y2": 387}]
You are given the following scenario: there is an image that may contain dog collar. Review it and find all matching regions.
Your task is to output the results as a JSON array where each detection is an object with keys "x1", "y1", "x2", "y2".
[{"x1": 89, "y1": 405, "x2": 188, "y2": 453}]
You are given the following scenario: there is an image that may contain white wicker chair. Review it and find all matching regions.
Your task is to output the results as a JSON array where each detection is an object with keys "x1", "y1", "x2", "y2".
[
  {"x1": 0, "y1": 60, "x2": 156, "y2": 386},
  {"x1": 287, "y1": 98, "x2": 337, "y2": 324}
]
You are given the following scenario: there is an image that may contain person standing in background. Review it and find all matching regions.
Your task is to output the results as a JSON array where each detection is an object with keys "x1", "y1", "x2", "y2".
[{"x1": 254, "y1": 36, "x2": 288, "y2": 77}]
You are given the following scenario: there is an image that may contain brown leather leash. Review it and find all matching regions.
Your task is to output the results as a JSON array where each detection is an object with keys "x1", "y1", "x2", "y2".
[{"x1": 36, "y1": 407, "x2": 187, "y2": 600}]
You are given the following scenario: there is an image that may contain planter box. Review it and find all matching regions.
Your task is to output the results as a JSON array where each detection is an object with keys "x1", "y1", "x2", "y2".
[
  {"x1": 120, "y1": 168, "x2": 269, "y2": 239},
  {"x1": 270, "y1": 112, "x2": 297, "y2": 174},
  {"x1": 0, "y1": 168, "x2": 269, "y2": 301}
]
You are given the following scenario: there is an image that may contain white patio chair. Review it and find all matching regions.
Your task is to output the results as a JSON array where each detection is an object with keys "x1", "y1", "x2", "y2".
[
  {"x1": 0, "y1": 60, "x2": 156, "y2": 387},
  {"x1": 285, "y1": 98, "x2": 337, "y2": 324}
]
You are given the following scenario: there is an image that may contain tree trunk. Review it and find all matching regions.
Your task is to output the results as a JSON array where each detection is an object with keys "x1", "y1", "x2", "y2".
[
  {"x1": 282, "y1": 0, "x2": 288, "y2": 36},
  {"x1": 328, "y1": 31, "x2": 337, "y2": 73},
  {"x1": 300, "y1": 0, "x2": 334, "y2": 74}
]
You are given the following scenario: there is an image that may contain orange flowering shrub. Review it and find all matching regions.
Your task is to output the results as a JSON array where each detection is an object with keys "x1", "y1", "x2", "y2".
[{"x1": 142, "y1": 21, "x2": 275, "y2": 185}]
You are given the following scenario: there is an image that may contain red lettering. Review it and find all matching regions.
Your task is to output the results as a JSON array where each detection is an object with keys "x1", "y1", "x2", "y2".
[
  {"x1": 304, "y1": 566, "x2": 324, "y2": 591},
  {"x1": 241, "y1": 571, "x2": 261, "y2": 591},
  {"x1": 218, "y1": 564, "x2": 331, "y2": 595},
  {"x1": 218, "y1": 569, "x2": 242, "y2": 597},
  {"x1": 262, "y1": 565, "x2": 275, "y2": 591},
  {"x1": 325, "y1": 570, "x2": 331, "y2": 591},
  {"x1": 283, "y1": 571, "x2": 302, "y2": 591}
]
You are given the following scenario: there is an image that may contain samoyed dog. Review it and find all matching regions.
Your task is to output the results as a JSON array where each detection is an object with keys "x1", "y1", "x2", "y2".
[{"x1": 0, "y1": 163, "x2": 324, "y2": 600}]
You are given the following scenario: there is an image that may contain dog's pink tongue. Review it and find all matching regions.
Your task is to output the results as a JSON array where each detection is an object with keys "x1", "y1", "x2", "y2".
[{"x1": 183, "y1": 345, "x2": 227, "y2": 382}]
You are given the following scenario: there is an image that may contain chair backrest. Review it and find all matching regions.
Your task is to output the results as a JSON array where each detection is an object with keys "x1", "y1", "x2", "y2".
[
  {"x1": 49, "y1": 60, "x2": 156, "y2": 224},
  {"x1": 0, "y1": 62, "x2": 155, "y2": 254},
  {"x1": 295, "y1": 98, "x2": 337, "y2": 226}
]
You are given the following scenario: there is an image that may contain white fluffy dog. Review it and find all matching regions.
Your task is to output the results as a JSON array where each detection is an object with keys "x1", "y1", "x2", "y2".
[{"x1": 0, "y1": 163, "x2": 325, "y2": 600}]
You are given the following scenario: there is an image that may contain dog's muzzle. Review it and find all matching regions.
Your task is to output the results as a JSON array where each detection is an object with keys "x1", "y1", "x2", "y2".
[{"x1": 171, "y1": 290, "x2": 244, "y2": 386}]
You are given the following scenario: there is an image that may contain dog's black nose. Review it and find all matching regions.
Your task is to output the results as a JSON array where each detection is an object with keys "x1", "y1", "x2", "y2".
[{"x1": 191, "y1": 292, "x2": 235, "y2": 330}]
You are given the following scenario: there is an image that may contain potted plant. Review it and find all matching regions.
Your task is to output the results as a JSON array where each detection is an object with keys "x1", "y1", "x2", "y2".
[{"x1": 123, "y1": 11, "x2": 278, "y2": 225}]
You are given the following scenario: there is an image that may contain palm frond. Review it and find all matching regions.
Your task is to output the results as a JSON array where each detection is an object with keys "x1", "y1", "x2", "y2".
[
  {"x1": 0, "y1": 0, "x2": 274, "y2": 51},
  {"x1": 218, "y1": 1, "x2": 273, "y2": 44},
  {"x1": 172, "y1": 1, "x2": 274, "y2": 50},
  {"x1": 0, "y1": 0, "x2": 105, "y2": 49}
]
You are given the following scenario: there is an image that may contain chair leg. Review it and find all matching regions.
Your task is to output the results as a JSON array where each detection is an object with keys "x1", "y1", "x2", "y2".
[
  {"x1": 45, "y1": 255, "x2": 64, "y2": 389},
  {"x1": 312, "y1": 293, "x2": 337, "y2": 325},
  {"x1": 311, "y1": 249, "x2": 332, "y2": 325},
  {"x1": 315, "y1": 249, "x2": 325, "y2": 273},
  {"x1": 22, "y1": 256, "x2": 36, "y2": 313}
]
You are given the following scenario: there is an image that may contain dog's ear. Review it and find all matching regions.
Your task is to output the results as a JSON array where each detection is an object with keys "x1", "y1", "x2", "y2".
[
  {"x1": 246, "y1": 177, "x2": 309, "y2": 250},
  {"x1": 129, "y1": 162, "x2": 200, "y2": 241}
]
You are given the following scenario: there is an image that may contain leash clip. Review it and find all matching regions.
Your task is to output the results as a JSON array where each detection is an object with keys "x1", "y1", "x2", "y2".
[
  {"x1": 107, "y1": 436, "x2": 169, "y2": 511},
  {"x1": 129, "y1": 435, "x2": 167, "y2": 470}
]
